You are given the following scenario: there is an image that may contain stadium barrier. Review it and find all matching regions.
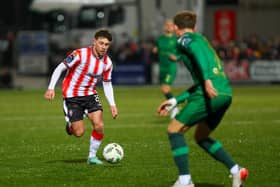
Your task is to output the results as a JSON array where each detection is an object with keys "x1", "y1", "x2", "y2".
[
  {"x1": 250, "y1": 61, "x2": 280, "y2": 82},
  {"x1": 12, "y1": 60, "x2": 280, "y2": 89},
  {"x1": 151, "y1": 60, "x2": 280, "y2": 85},
  {"x1": 112, "y1": 63, "x2": 146, "y2": 85}
]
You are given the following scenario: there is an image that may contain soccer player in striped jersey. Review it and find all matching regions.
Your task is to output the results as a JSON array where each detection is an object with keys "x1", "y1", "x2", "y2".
[
  {"x1": 44, "y1": 29, "x2": 118, "y2": 165},
  {"x1": 157, "y1": 11, "x2": 248, "y2": 187}
]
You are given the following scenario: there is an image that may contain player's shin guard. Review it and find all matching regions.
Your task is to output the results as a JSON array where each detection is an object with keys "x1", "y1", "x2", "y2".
[
  {"x1": 168, "y1": 133, "x2": 190, "y2": 175},
  {"x1": 197, "y1": 137, "x2": 235, "y2": 169}
]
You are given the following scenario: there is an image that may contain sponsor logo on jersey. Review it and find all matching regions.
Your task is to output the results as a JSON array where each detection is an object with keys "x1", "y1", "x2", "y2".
[
  {"x1": 213, "y1": 67, "x2": 219, "y2": 75},
  {"x1": 178, "y1": 36, "x2": 192, "y2": 47},
  {"x1": 86, "y1": 73, "x2": 102, "y2": 79}
]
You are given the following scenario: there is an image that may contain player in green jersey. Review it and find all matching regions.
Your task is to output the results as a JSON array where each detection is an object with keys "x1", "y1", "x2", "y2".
[
  {"x1": 157, "y1": 11, "x2": 248, "y2": 187},
  {"x1": 153, "y1": 19, "x2": 180, "y2": 118}
]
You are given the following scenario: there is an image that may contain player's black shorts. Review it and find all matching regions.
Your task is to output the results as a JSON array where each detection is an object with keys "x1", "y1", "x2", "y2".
[{"x1": 63, "y1": 94, "x2": 103, "y2": 123}]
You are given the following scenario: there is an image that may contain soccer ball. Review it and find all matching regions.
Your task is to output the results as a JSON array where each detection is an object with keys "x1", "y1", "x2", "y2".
[{"x1": 102, "y1": 143, "x2": 124, "y2": 163}]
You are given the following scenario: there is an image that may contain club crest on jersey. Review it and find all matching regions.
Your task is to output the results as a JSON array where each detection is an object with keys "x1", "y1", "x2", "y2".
[{"x1": 65, "y1": 51, "x2": 78, "y2": 64}]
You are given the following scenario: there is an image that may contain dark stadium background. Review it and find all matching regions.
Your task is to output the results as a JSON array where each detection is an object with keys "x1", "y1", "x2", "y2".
[{"x1": 0, "y1": 0, "x2": 280, "y2": 88}]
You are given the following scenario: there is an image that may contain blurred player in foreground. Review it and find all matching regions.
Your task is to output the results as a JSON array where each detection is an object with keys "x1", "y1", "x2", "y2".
[
  {"x1": 44, "y1": 29, "x2": 118, "y2": 165},
  {"x1": 153, "y1": 19, "x2": 180, "y2": 118},
  {"x1": 157, "y1": 11, "x2": 248, "y2": 187}
]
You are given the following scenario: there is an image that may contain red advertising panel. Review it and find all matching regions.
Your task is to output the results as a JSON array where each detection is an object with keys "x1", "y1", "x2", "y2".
[
  {"x1": 224, "y1": 60, "x2": 250, "y2": 80},
  {"x1": 214, "y1": 10, "x2": 236, "y2": 43}
]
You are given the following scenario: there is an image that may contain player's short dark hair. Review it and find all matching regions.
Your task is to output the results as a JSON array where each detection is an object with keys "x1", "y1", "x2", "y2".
[
  {"x1": 94, "y1": 29, "x2": 113, "y2": 41},
  {"x1": 173, "y1": 10, "x2": 197, "y2": 30}
]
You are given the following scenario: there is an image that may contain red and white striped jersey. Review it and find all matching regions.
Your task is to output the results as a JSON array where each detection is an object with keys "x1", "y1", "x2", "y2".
[{"x1": 62, "y1": 46, "x2": 113, "y2": 98}]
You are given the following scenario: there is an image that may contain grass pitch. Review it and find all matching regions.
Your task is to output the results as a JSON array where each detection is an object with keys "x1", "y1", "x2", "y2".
[{"x1": 0, "y1": 85, "x2": 279, "y2": 187}]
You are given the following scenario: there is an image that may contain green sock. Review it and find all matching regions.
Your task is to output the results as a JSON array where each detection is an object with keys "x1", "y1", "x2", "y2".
[
  {"x1": 197, "y1": 138, "x2": 236, "y2": 169},
  {"x1": 168, "y1": 133, "x2": 189, "y2": 175},
  {"x1": 164, "y1": 92, "x2": 173, "y2": 99}
]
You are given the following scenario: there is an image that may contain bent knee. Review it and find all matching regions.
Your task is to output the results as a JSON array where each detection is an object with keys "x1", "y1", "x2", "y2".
[
  {"x1": 194, "y1": 132, "x2": 209, "y2": 143},
  {"x1": 74, "y1": 128, "x2": 85, "y2": 137},
  {"x1": 194, "y1": 124, "x2": 212, "y2": 143},
  {"x1": 167, "y1": 125, "x2": 179, "y2": 133},
  {"x1": 167, "y1": 120, "x2": 188, "y2": 133}
]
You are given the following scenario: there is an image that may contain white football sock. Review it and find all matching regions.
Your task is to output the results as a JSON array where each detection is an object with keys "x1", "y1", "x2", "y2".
[
  {"x1": 230, "y1": 164, "x2": 239, "y2": 175},
  {"x1": 179, "y1": 174, "x2": 191, "y2": 185},
  {"x1": 88, "y1": 136, "x2": 102, "y2": 158}
]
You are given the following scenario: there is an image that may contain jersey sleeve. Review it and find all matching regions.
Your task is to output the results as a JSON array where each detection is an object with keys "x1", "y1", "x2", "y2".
[
  {"x1": 47, "y1": 63, "x2": 67, "y2": 89},
  {"x1": 103, "y1": 56, "x2": 113, "y2": 82},
  {"x1": 175, "y1": 90, "x2": 190, "y2": 103},
  {"x1": 63, "y1": 50, "x2": 80, "y2": 68},
  {"x1": 102, "y1": 81, "x2": 116, "y2": 106}
]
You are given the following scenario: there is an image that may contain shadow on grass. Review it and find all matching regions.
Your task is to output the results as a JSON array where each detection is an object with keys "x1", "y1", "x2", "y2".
[
  {"x1": 47, "y1": 159, "x2": 124, "y2": 167},
  {"x1": 47, "y1": 159, "x2": 87, "y2": 164},
  {"x1": 168, "y1": 181, "x2": 224, "y2": 187},
  {"x1": 195, "y1": 183, "x2": 224, "y2": 187},
  {"x1": 62, "y1": 159, "x2": 87, "y2": 163}
]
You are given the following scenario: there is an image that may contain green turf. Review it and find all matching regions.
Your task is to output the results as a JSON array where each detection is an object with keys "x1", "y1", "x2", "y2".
[{"x1": 0, "y1": 85, "x2": 280, "y2": 187}]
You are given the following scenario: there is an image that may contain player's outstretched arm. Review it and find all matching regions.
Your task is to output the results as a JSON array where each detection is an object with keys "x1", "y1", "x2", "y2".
[{"x1": 44, "y1": 63, "x2": 67, "y2": 101}]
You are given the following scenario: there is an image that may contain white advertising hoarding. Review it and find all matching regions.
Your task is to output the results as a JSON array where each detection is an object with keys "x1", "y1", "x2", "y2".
[{"x1": 250, "y1": 61, "x2": 280, "y2": 82}]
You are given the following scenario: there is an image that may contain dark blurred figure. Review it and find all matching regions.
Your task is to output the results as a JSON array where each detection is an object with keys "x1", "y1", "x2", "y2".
[
  {"x1": 115, "y1": 41, "x2": 140, "y2": 64},
  {"x1": 139, "y1": 39, "x2": 156, "y2": 84},
  {"x1": 0, "y1": 31, "x2": 15, "y2": 89}
]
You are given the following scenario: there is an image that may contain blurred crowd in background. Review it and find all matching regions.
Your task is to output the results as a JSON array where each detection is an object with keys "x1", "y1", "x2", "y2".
[
  {"x1": 0, "y1": 30, "x2": 280, "y2": 88},
  {"x1": 1, "y1": 31, "x2": 280, "y2": 68},
  {"x1": 110, "y1": 33, "x2": 280, "y2": 65},
  {"x1": 214, "y1": 34, "x2": 280, "y2": 62},
  {"x1": 1, "y1": 0, "x2": 280, "y2": 89}
]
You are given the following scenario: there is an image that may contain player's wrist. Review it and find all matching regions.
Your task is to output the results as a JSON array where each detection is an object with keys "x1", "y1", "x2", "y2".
[
  {"x1": 169, "y1": 98, "x2": 177, "y2": 105},
  {"x1": 165, "y1": 98, "x2": 177, "y2": 111}
]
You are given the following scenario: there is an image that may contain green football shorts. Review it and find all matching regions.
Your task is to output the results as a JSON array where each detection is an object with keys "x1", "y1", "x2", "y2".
[
  {"x1": 175, "y1": 94, "x2": 232, "y2": 130},
  {"x1": 159, "y1": 65, "x2": 177, "y2": 85}
]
